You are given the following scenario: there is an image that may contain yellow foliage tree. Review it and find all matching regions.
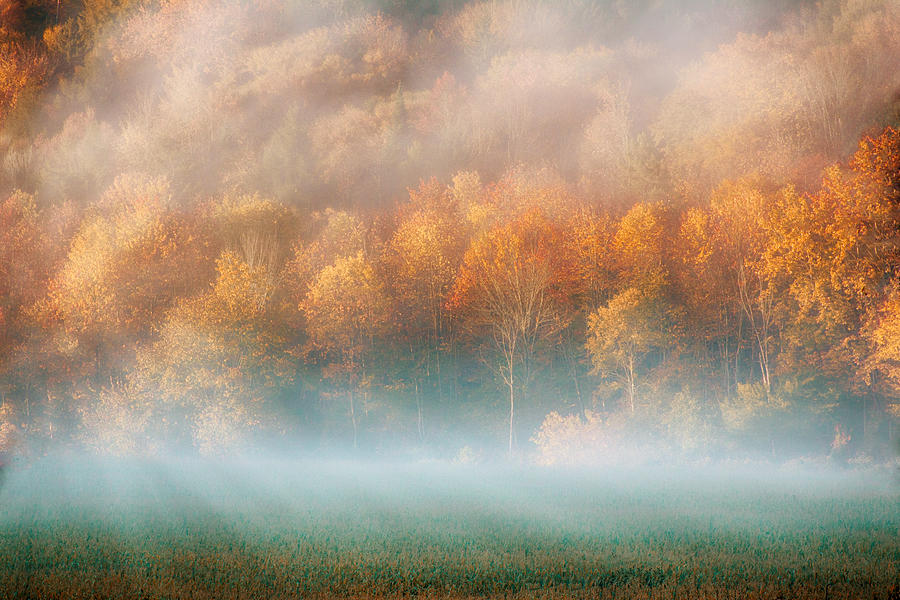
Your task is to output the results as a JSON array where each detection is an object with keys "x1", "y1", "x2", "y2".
[
  {"x1": 586, "y1": 283, "x2": 674, "y2": 415},
  {"x1": 302, "y1": 252, "x2": 390, "y2": 448}
]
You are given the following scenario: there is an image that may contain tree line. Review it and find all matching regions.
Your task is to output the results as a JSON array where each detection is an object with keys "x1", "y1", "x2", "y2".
[{"x1": 0, "y1": 0, "x2": 898, "y2": 461}]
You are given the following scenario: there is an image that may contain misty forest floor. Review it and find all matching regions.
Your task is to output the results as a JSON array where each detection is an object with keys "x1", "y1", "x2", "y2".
[{"x1": 0, "y1": 458, "x2": 898, "y2": 600}]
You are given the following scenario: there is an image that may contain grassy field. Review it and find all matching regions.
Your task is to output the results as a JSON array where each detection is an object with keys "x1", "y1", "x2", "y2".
[{"x1": 0, "y1": 457, "x2": 897, "y2": 600}]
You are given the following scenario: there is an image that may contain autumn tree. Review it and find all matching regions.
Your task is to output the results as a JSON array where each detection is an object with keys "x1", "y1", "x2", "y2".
[
  {"x1": 0, "y1": 190, "x2": 75, "y2": 441},
  {"x1": 34, "y1": 174, "x2": 211, "y2": 384},
  {"x1": 211, "y1": 193, "x2": 299, "y2": 317},
  {"x1": 449, "y1": 209, "x2": 574, "y2": 454},
  {"x1": 613, "y1": 201, "x2": 668, "y2": 288},
  {"x1": 112, "y1": 247, "x2": 297, "y2": 454},
  {"x1": 859, "y1": 127, "x2": 900, "y2": 442},
  {"x1": 302, "y1": 252, "x2": 391, "y2": 449},
  {"x1": 388, "y1": 179, "x2": 464, "y2": 343},
  {"x1": 556, "y1": 208, "x2": 617, "y2": 416},
  {"x1": 0, "y1": 41, "x2": 48, "y2": 132},
  {"x1": 715, "y1": 179, "x2": 778, "y2": 393},
  {"x1": 586, "y1": 282, "x2": 675, "y2": 415},
  {"x1": 867, "y1": 288, "x2": 900, "y2": 442},
  {"x1": 0, "y1": 192, "x2": 51, "y2": 352},
  {"x1": 764, "y1": 127, "x2": 900, "y2": 440},
  {"x1": 386, "y1": 179, "x2": 467, "y2": 440},
  {"x1": 284, "y1": 208, "x2": 367, "y2": 293},
  {"x1": 674, "y1": 206, "x2": 732, "y2": 393}
]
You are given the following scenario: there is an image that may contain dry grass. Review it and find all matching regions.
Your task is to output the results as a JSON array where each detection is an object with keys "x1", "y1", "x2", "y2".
[{"x1": 0, "y1": 459, "x2": 897, "y2": 600}]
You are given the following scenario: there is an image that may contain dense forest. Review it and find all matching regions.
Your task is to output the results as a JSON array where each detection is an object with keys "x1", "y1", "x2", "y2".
[{"x1": 0, "y1": 0, "x2": 898, "y2": 462}]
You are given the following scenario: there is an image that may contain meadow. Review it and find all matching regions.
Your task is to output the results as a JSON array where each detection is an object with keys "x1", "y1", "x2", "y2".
[{"x1": 0, "y1": 457, "x2": 897, "y2": 600}]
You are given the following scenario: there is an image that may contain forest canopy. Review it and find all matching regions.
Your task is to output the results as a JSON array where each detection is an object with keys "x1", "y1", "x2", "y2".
[{"x1": 0, "y1": 0, "x2": 898, "y2": 462}]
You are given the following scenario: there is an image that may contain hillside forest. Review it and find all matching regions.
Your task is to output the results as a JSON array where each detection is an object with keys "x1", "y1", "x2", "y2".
[{"x1": 0, "y1": 0, "x2": 899, "y2": 462}]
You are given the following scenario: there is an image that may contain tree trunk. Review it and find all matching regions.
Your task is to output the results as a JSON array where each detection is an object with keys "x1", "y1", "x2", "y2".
[
  {"x1": 505, "y1": 334, "x2": 518, "y2": 457},
  {"x1": 738, "y1": 265, "x2": 772, "y2": 395},
  {"x1": 721, "y1": 340, "x2": 730, "y2": 396},
  {"x1": 415, "y1": 378, "x2": 424, "y2": 443},
  {"x1": 572, "y1": 364, "x2": 585, "y2": 419},
  {"x1": 627, "y1": 353, "x2": 636, "y2": 414},
  {"x1": 734, "y1": 316, "x2": 744, "y2": 393},
  {"x1": 862, "y1": 394, "x2": 867, "y2": 441},
  {"x1": 95, "y1": 342, "x2": 102, "y2": 384},
  {"x1": 508, "y1": 375, "x2": 515, "y2": 456},
  {"x1": 349, "y1": 389, "x2": 358, "y2": 450},
  {"x1": 758, "y1": 336, "x2": 771, "y2": 395},
  {"x1": 563, "y1": 341, "x2": 586, "y2": 418},
  {"x1": 47, "y1": 390, "x2": 54, "y2": 440}
]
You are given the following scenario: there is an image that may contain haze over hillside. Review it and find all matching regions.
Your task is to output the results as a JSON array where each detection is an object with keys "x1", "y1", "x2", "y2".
[{"x1": 0, "y1": 0, "x2": 898, "y2": 462}]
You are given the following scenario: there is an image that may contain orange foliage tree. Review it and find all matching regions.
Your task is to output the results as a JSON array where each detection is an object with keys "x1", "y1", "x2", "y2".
[{"x1": 448, "y1": 209, "x2": 575, "y2": 454}]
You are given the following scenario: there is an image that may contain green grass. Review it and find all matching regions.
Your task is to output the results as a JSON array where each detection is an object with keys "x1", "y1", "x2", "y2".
[{"x1": 0, "y1": 458, "x2": 898, "y2": 599}]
